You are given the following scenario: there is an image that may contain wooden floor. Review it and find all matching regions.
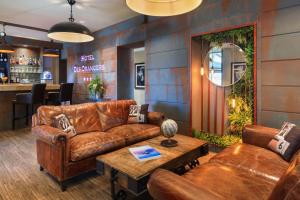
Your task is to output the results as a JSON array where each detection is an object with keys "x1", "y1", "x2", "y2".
[{"x1": 0, "y1": 128, "x2": 215, "y2": 200}]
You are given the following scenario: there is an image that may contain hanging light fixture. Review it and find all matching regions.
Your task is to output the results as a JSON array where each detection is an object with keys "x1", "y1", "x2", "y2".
[
  {"x1": 126, "y1": 0, "x2": 203, "y2": 17},
  {"x1": 48, "y1": 0, "x2": 94, "y2": 43},
  {"x1": 0, "y1": 24, "x2": 15, "y2": 53},
  {"x1": 43, "y1": 48, "x2": 60, "y2": 58}
]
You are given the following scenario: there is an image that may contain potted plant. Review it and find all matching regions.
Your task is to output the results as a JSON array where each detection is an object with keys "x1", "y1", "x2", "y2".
[{"x1": 88, "y1": 75, "x2": 105, "y2": 100}]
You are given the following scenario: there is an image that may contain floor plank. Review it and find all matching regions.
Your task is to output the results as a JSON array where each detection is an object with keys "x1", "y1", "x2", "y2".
[{"x1": 0, "y1": 128, "x2": 214, "y2": 200}]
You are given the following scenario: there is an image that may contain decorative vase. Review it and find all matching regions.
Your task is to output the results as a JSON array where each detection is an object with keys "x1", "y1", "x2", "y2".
[
  {"x1": 161, "y1": 119, "x2": 178, "y2": 147},
  {"x1": 95, "y1": 91, "x2": 100, "y2": 100}
]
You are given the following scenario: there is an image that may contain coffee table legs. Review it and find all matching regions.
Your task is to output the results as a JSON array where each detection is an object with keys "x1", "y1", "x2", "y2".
[{"x1": 110, "y1": 168, "x2": 127, "y2": 200}]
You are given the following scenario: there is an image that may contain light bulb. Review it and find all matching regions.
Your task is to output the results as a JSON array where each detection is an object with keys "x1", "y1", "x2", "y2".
[
  {"x1": 232, "y1": 99, "x2": 236, "y2": 108},
  {"x1": 200, "y1": 67, "x2": 204, "y2": 76}
]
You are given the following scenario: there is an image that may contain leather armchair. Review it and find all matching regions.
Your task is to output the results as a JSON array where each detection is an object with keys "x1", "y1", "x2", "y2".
[{"x1": 148, "y1": 125, "x2": 300, "y2": 200}]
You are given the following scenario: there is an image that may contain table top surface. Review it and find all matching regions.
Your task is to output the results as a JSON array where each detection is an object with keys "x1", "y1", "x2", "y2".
[
  {"x1": 96, "y1": 134, "x2": 207, "y2": 180},
  {"x1": 0, "y1": 83, "x2": 60, "y2": 92}
]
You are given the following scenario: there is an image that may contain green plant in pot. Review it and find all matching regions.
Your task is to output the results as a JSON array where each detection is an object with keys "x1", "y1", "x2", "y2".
[{"x1": 88, "y1": 75, "x2": 105, "y2": 100}]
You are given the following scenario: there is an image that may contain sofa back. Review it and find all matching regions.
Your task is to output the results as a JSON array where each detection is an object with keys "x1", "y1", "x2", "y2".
[
  {"x1": 36, "y1": 100, "x2": 136, "y2": 134},
  {"x1": 37, "y1": 103, "x2": 101, "y2": 134},
  {"x1": 269, "y1": 151, "x2": 300, "y2": 200},
  {"x1": 96, "y1": 99, "x2": 136, "y2": 131}
]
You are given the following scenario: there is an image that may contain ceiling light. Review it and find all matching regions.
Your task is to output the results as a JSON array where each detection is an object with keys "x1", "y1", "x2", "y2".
[
  {"x1": 126, "y1": 0, "x2": 203, "y2": 16},
  {"x1": 48, "y1": 0, "x2": 94, "y2": 43},
  {"x1": 0, "y1": 25, "x2": 15, "y2": 54},
  {"x1": 43, "y1": 49, "x2": 60, "y2": 58}
]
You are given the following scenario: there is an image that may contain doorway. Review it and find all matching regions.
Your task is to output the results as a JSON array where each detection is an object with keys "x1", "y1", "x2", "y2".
[{"x1": 117, "y1": 42, "x2": 145, "y2": 104}]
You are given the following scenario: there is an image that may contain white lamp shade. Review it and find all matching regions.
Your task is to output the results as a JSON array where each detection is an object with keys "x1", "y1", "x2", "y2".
[{"x1": 126, "y1": 0, "x2": 203, "y2": 16}]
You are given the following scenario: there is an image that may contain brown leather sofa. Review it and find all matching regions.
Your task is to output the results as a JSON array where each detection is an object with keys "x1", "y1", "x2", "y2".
[
  {"x1": 32, "y1": 100, "x2": 164, "y2": 191},
  {"x1": 148, "y1": 125, "x2": 300, "y2": 200}
]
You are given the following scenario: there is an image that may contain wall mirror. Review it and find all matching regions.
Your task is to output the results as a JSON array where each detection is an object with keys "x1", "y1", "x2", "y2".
[{"x1": 205, "y1": 43, "x2": 246, "y2": 87}]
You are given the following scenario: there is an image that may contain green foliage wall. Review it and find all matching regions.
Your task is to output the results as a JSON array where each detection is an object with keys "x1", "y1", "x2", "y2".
[{"x1": 202, "y1": 26, "x2": 254, "y2": 135}]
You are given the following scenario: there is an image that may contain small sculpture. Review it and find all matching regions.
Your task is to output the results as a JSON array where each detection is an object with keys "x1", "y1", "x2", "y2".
[{"x1": 161, "y1": 119, "x2": 178, "y2": 147}]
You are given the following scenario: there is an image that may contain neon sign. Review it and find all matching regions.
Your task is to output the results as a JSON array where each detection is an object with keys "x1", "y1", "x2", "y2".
[
  {"x1": 80, "y1": 55, "x2": 94, "y2": 62},
  {"x1": 73, "y1": 54, "x2": 104, "y2": 73},
  {"x1": 73, "y1": 64, "x2": 104, "y2": 73}
]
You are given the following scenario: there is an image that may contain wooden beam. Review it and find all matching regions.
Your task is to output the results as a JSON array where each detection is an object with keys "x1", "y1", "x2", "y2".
[
  {"x1": 6, "y1": 36, "x2": 63, "y2": 49},
  {"x1": 0, "y1": 21, "x2": 48, "y2": 33}
]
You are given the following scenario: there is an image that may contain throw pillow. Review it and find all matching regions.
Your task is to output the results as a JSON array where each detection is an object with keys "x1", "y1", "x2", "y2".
[
  {"x1": 128, "y1": 104, "x2": 149, "y2": 124},
  {"x1": 268, "y1": 122, "x2": 300, "y2": 161},
  {"x1": 53, "y1": 114, "x2": 77, "y2": 137}
]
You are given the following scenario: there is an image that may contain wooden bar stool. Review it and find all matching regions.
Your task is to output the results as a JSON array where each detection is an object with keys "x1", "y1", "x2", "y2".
[
  {"x1": 47, "y1": 83, "x2": 73, "y2": 105},
  {"x1": 12, "y1": 83, "x2": 46, "y2": 129}
]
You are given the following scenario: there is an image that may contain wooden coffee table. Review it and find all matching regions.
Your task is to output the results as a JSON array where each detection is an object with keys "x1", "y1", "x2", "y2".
[{"x1": 96, "y1": 135, "x2": 208, "y2": 200}]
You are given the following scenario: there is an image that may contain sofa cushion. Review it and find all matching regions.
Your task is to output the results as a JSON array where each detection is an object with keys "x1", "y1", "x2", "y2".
[
  {"x1": 61, "y1": 103, "x2": 102, "y2": 134},
  {"x1": 37, "y1": 103, "x2": 102, "y2": 134},
  {"x1": 106, "y1": 124, "x2": 160, "y2": 145},
  {"x1": 183, "y1": 162, "x2": 276, "y2": 200},
  {"x1": 69, "y1": 131, "x2": 125, "y2": 161},
  {"x1": 37, "y1": 106, "x2": 63, "y2": 126},
  {"x1": 210, "y1": 143, "x2": 289, "y2": 182},
  {"x1": 96, "y1": 100, "x2": 136, "y2": 131},
  {"x1": 268, "y1": 123, "x2": 300, "y2": 161}
]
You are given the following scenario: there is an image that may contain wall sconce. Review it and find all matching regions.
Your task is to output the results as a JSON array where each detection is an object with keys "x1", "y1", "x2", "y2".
[{"x1": 200, "y1": 67, "x2": 204, "y2": 76}]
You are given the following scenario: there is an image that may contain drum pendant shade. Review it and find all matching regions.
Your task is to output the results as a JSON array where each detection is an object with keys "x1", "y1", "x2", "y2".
[
  {"x1": 126, "y1": 0, "x2": 203, "y2": 16},
  {"x1": 48, "y1": 0, "x2": 94, "y2": 43},
  {"x1": 48, "y1": 22, "x2": 94, "y2": 43}
]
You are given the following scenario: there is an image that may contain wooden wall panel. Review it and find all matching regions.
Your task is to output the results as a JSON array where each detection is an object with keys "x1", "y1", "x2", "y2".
[
  {"x1": 262, "y1": 111, "x2": 300, "y2": 128},
  {"x1": 262, "y1": 33, "x2": 300, "y2": 61},
  {"x1": 261, "y1": 60, "x2": 300, "y2": 86},
  {"x1": 262, "y1": 86, "x2": 300, "y2": 113},
  {"x1": 259, "y1": 4, "x2": 300, "y2": 127},
  {"x1": 261, "y1": 5, "x2": 300, "y2": 36}
]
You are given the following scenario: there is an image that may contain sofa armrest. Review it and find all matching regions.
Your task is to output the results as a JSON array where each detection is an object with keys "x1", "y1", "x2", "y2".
[
  {"x1": 242, "y1": 125, "x2": 279, "y2": 149},
  {"x1": 32, "y1": 125, "x2": 67, "y2": 145},
  {"x1": 147, "y1": 112, "x2": 165, "y2": 126},
  {"x1": 147, "y1": 169, "x2": 223, "y2": 200}
]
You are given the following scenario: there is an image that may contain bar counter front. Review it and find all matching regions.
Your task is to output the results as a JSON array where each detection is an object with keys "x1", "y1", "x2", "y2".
[{"x1": 0, "y1": 84, "x2": 60, "y2": 131}]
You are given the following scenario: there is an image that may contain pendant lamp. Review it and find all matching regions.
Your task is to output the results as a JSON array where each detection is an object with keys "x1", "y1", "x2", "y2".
[
  {"x1": 48, "y1": 0, "x2": 94, "y2": 43},
  {"x1": 0, "y1": 24, "x2": 15, "y2": 53},
  {"x1": 126, "y1": 0, "x2": 203, "y2": 16}
]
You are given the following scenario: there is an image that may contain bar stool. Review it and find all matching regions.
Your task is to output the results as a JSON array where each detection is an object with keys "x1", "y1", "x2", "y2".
[
  {"x1": 47, "y1": 83, "x2": 74, "y2": 105},
  {"x1": 12, "y1": 83, "x2": 46, "y2": 129}
]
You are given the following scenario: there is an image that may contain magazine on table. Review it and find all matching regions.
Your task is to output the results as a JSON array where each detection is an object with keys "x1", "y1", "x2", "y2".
[{"x1": 129, "y1": 145, "x2": 161, "y2": 161}]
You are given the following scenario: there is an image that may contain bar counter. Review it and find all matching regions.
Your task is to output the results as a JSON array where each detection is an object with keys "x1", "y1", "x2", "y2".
[{"x1": 0, "y1": 84, "x2": 60, "y2": 131}]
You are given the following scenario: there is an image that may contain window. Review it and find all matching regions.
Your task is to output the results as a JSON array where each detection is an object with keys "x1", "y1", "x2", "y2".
[{"x1": 208, "y1": 47, "x2": 222, "y2": 86}]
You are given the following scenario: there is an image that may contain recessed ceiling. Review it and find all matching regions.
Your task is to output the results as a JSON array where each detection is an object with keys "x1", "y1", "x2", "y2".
[{"x1": 0, "y1": 0, "x2": 139, "y2": 41}]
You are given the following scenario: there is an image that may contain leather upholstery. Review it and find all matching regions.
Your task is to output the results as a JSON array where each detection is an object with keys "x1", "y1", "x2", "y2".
[
  {"x1": 148, "y1": 169, "x2": 223, "y2": 200},
  {"x1": 96, "y1": 100, "x2": 136, "y2": 131},
  {"x1": 32, "y1": 100, "x2": 163, "y2": 185},
  {"x1": 210, "y1": 143, "x2": 289, "y2": 182},
  {"x1": 69, "y1": 131, "x2": 125, "y2": 161},
  {"x1": 38, "y1": 103, "x2": 102, "y2": 134},
  {"x1": 269, "y1": 152, "x2": 300, "y2": 200},
  {"x1": 147, "y1": 112, "x2": 165, "y2": 126},
  {"x1": 33, "y1": 125, "x2": 68, "y2": 144},
  {"x1": 107, "y1": 124, "x2": 160, "y2": 145},
  {"x1": 61, "y1": 103, "x2": 102, "y2": 134},
  {"x1": 148, "y1": 125, "x2": 300, "y2": 200},
  {"x1": 183, "y1": 163, "x2": 275, "y2": 200},
  {"x1": 243, "y1": 125, "x2": 279, "y2": 149}
]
